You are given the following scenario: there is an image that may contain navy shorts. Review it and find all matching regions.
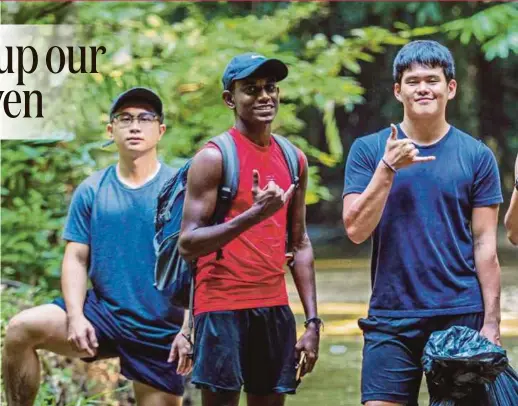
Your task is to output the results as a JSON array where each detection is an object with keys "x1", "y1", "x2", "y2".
[
  {"x1": 192, "y1": 305, "x2": 298, "y2": 395},
  {"x1": 359, "y1": 312, "x2": 484, "y2": 405},
  {"x1": 52, "y1": 289, "x2": 185, "y2": 396}
]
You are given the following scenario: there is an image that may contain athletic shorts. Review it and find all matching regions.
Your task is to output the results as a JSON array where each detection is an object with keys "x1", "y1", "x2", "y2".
[
  {"x1": 359, "y1": 312, "x2": 484, "y2": 405},
  {"x1": 192, "y1": 305, "x2": 298, "y2": 395},
  {"x1": 52, "y1": 289, "x2": 185, "y2": 395}
]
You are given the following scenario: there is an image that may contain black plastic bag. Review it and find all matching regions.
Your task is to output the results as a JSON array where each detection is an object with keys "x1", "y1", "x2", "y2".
[
  {"x1": 485, "y1": 366, "x2": 518, "y2": 405},
  {"x1": 422, "y1": 326, "x2": 518, "y2": 405}
]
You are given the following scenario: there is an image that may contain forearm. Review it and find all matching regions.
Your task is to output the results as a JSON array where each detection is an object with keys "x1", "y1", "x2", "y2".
[
  {"x1": 180, "y1": 309, "x2": 190, "y2": 334},
  {"x1": 291, "y1": 239, "x2": 317, "y2": 319},
  {"x1": 475, "y1": 244, "x2": 501, "y2": 324},
  {"x1": 504, "y1": 190, "x2": 518, "y2": 245},
  {"x1": 344, "y1": 161, "x2": 395, "y2": 244},
  {"x1": 180, "y1": 205, "x2": 262, "y2": 261},
  {"x1": 61, "y1": 258, "x2": 88, "y2": 318}
]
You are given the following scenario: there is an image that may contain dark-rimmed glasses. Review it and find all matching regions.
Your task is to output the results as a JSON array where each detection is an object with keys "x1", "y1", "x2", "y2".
[{"x1": 112, "y1": 112, "x2": 160, "y2": 128}]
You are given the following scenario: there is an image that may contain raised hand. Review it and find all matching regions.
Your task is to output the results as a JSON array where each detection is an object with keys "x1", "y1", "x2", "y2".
[
  {"x1": 251, "y1": 169, "x2": 295, "y2": 221},
  {"x1": 382, "y1": 123, "x2": 436, "y2": 171}
]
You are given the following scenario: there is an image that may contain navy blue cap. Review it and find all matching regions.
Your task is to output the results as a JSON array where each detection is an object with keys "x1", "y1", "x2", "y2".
[
  {"x1": 103, "y1": 87, "x2": 163, "y2": 148},
  {"x1": 109, "y1": 87, "x2": 163, "y2": 119},
  {"x1": 222, "y1": 53, "x2": 288, "y2": 90}
]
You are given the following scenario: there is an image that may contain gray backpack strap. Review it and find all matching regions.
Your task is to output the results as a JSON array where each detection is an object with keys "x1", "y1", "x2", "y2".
[
  {"x1": 206, "y1": 131, "x2": 239, "y2": 260},
  {"x1": 210, "y1": 131, "x2": 239, "y2": 204},
  {"x1": 272, "y1": 134, "x2": 300, "y2": 187},
  {"x1": 272, "y1": 134, "x2": 301, "y2": 256}
]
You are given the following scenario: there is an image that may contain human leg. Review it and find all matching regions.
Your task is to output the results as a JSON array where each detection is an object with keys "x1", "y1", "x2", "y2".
[{"x1": 2, "y1": 304, "x2": 93, "y2": 406}]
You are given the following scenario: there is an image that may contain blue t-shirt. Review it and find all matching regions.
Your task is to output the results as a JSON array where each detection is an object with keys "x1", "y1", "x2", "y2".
[
  {"x1": 63, "y1": 163, "x2": 183, "y2": 345},
  {"x1": 343, "y1": 125, "x2": 503, "y2": 317}
]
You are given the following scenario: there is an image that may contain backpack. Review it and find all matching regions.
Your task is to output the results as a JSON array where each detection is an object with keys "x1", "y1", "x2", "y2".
[{"x1": 153, "y1": 131, "x2": 300, "y2": 313}]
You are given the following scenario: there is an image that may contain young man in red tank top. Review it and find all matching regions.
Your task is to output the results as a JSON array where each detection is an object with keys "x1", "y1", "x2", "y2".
[{"x1": 178, "y1": 53, "x2": 321, "y2": 406}]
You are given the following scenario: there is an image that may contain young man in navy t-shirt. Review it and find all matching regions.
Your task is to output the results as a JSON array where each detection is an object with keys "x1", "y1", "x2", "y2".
[
  {"x1": 342, "y1": 40, "x2": 503, "y2": 406},
  {"x1": 2, "y1": 88, "x2": 191, "y2": 405}
]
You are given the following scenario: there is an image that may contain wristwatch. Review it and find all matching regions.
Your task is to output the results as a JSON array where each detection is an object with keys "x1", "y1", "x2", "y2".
[{"x1": 304, "y1": 317, "x2": 324, "y2": 332}]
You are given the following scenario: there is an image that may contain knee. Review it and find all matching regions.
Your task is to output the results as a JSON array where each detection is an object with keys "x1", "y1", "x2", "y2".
[{"x1": 4, "y1": 311, "x2": 41, "y2": 350}]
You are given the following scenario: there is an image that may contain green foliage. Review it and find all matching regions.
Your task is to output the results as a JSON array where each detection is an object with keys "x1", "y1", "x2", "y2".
[
  {"x1": 1, "y1": 141, "x2": 102, "y2": 285},
  {"x1": 441, "y1": 3, "x2": 518, "y2": 60}
]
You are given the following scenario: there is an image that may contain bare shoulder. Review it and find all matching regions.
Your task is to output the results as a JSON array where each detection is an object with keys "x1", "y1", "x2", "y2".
[
  {"x1": 192, "y1": 146, "x2": 223, "y2": 167},
  {"x1": 188, "y1": 147, "x2": 223, "y2": 188}
]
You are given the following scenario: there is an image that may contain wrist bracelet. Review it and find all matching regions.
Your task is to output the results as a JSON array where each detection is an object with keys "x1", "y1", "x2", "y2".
[
  {"x1": 304, "y1": 317, "x2": 324, "y2": 331},
  {"x1": 381, "y1": 158, "x2": 397, "y2": 173}
]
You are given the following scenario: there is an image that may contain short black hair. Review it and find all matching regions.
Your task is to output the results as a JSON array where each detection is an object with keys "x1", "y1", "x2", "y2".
[{"x1": 393, "y1": 40, "x2": 455, "y2": 83}]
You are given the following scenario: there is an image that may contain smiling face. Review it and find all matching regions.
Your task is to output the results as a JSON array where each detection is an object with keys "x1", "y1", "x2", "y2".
[
  {"x1": 223, "y1": 76, "x2": 280, "y2": 125},
  {"x1": 394, "y1": 64, "x2": 457, "y2": 120},
  {"x1": 107, "y1": 103, "x2": 166, "y2": 156}
]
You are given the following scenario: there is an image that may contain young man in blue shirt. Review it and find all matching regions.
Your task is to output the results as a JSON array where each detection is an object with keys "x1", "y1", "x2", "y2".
[
  {"x1": 2, "y1": 88, "x2": 190, "y2": 405},
  {"x1": 342, "y1": 40, "x2": 503, "y2": 406}
]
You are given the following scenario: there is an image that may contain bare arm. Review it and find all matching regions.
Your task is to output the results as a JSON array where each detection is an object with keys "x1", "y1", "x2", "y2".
[
  {"x1": 343, "y1": 124, "x2": 435, "y2": 244},
  {"x1": 61, "y1": 241, "x2": 98, "y2": 355},
  {"x1": 62, "y1": 241, "x2": 90, "y2": 318},
  {"x1": 343, "y1": 163, "x2": 395, "y2": 244},
  {"x1": 179, "y1": 147, "x2": 295, "y2": 261},
  {"x1": 290, "y1": 157, "x2": 317, "y2": 321},
  {"x1": 504, "y1": 155, "x2": 518, "y2": 245},
  {"x1": 472, "y1": 205, "x2": 502, "y2": 345},
  {"x1": 291, "y1": 156, "x2": 320, "y2": 375}
]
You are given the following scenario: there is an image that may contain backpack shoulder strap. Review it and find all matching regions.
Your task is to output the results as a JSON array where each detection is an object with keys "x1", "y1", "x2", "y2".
[
  {"x1": 272, "y1": 134, "x2": 301, "y2": 255},
  {"x1": 209, "y1": 131, "x2": 239, "y2": 199},
  {"x1": 208, "y1": 131, "x2": 239, "y2": 223},
  {"x1": 206, "y1": 131, "x2": 239, "y2": 260},
  {"x1": 272, "y1": 134, "x2": 300, "y2": 187}
]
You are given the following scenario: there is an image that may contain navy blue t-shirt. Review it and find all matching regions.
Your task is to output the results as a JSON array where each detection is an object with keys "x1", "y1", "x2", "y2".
[
  {"x1": 63, "y1": 163, "x2": 183, "y2": 345},
  {"x1": 343, "y1": 125, "x2": 503, "y2": 317}
]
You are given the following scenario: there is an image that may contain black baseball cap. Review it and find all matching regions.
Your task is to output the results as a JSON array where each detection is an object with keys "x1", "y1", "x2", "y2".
[
  {"x1": 109, "y1": 87, "x2": 163, "y2": 119},
  {"x1": 102, "y1": 87, "x2": 163, "y2": 148},
  {"x1": 222, "y1": 53, "x2": 288, "y2": 90}
]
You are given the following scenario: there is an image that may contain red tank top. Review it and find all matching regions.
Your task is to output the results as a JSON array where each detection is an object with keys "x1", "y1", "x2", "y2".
[{"x1": 194, "y1": 127, "x2": 303, "y2": 315}]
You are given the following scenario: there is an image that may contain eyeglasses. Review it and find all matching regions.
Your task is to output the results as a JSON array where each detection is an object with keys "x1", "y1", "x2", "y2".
[
  {"x1": 239, "y1": 83, "x2": 278, "y2": 97},
  {"x1": 112, "y1": 112, "x2": 160, "y2": 128}
]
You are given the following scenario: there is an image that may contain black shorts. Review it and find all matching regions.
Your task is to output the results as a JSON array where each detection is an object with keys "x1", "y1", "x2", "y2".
[{"x1": 191, "y1": 305, "x2": 298, "y2": 395}]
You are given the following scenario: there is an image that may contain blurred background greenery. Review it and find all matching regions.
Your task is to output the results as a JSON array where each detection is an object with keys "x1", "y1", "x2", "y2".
[{"x1": 1, "y1": 2, "x2": 517, "y2": 405}]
